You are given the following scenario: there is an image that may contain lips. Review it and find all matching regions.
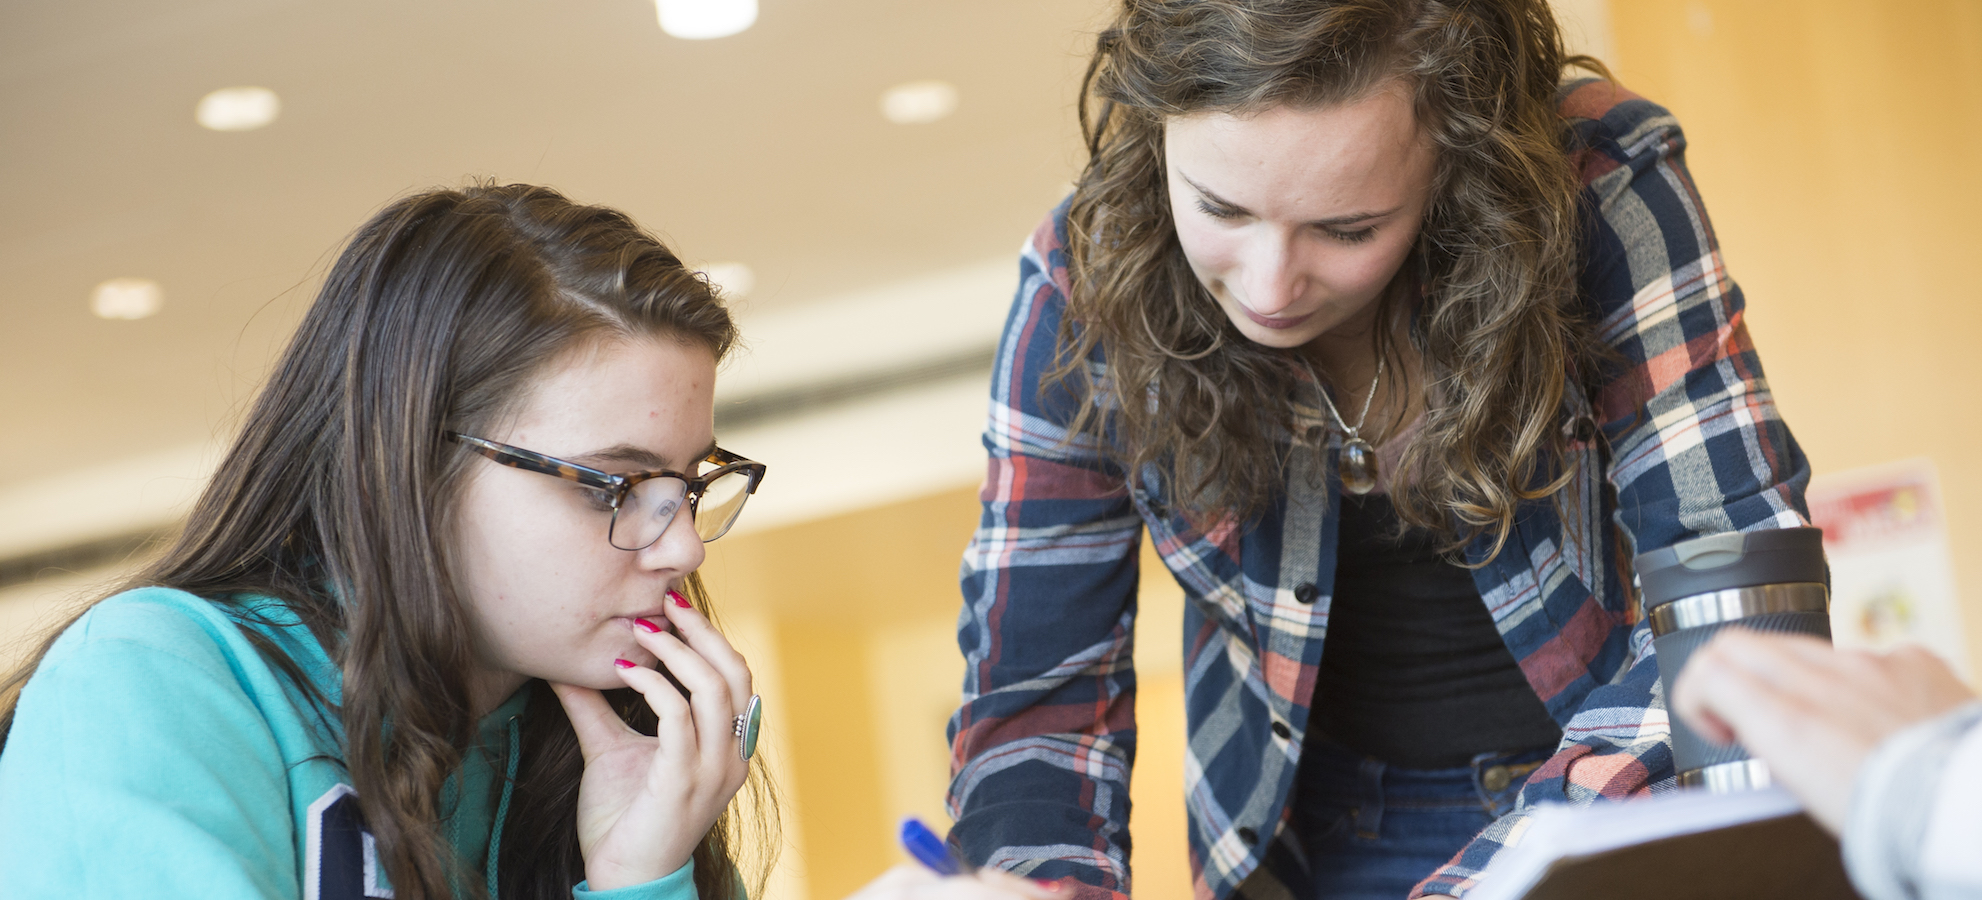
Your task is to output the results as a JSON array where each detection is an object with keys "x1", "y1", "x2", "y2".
[{"x1": 1239, "y1": 304, "x2": 1314, "y2": 330}]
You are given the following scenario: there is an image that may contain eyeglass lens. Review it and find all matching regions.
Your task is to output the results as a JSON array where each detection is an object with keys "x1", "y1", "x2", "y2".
[
  {"x1": 607, "y1": 469, "x2": 755, "y2": 549},
  {"x1": 610, "y1": 477, "x2": 688, "y2": 551},
  {"x1": 694, "y1": 469, "x2": 754, "y2": 542}
]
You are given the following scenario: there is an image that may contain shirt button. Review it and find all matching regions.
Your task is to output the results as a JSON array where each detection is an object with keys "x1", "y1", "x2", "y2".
[
  {"x1": 1271, "y1": 721, "x2": 1292, "y2": 740},
  {"x1": 1293, "y1": 583, "x2": 1319, "y2": 604},
  {"x1": 1236, "y1": 826, "x2": 1259, "y2": 845}
]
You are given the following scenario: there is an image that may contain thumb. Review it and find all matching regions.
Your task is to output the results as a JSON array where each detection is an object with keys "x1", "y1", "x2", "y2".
[{"x1": 550, "y1": 681, "x2": 628, "y2": 760}]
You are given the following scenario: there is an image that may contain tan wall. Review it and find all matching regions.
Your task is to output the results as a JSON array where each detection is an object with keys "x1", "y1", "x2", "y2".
[
  {"x1": 1608, "y1": 0, "x2": 1982, "y2": 669},
  {"x1": 701, "y1": 486, "x2": 1198, "y2": 900},
  {"x1": 700, "y1": 489, "x2": 982, "y2": 900}
]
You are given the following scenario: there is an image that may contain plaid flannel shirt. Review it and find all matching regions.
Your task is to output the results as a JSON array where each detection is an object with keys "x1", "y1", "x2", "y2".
[{"x1": 946, "y1": 79, "x2": 1811, "y2": 900}]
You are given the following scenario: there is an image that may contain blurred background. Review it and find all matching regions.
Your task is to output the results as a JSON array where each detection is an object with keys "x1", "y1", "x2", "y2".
[{"x1": 2, "y1": 1, "x2": 1978, "y2": 898}]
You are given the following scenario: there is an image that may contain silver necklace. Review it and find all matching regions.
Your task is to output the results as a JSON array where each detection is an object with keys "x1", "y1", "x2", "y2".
[{"x1": 1316, "y1": 357, "x2": 1384, "y2": 495}]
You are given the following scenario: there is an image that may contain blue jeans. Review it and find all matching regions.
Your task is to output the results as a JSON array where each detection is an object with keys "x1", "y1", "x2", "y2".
[{"x1": 1290, "y1": 739, "x2": 1551, "y2": 900}]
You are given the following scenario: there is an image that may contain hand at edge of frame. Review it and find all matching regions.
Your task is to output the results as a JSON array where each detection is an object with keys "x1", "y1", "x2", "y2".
[
  {"x1": 1670, "y1": 628, "x2": 1973, "y2": 833},
  {"x1": 843, "y1": 864, "x2": 1075, "y2": 900}
]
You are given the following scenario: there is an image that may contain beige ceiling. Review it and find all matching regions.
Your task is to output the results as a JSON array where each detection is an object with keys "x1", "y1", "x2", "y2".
[{"x1": 0, "y1": 0, "x2": 1111, "y2": 489}]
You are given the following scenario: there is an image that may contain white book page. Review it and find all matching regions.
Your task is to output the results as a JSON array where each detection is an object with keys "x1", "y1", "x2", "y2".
[{"x1": 1465, "y1": 787, "x2": 1805, "y2": 900}]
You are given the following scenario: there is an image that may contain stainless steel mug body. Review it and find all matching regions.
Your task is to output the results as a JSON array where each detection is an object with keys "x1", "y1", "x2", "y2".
[{"x1": 1635, "y1": 528, "x2": 1830, "y2": 791}]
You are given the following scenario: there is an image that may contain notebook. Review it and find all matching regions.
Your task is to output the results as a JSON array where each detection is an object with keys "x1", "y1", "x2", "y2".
[{"x1": 1466, "y1": 787, "x2": 1862, "y2": 900}]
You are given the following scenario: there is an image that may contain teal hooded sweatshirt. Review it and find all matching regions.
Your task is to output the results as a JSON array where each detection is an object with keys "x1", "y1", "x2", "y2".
[{"x1": 0, "y1": 587, "x2": 701, "y2": 899}]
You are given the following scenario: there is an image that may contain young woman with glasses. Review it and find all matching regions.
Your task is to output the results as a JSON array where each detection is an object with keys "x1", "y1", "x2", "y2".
[
  {"x1": 947, "y1": 2, "x2": 1812, "y2": 899},
  {"x1": 0, "y1": 182, "x2": 1074, "y2": 900},
  {"x1": 0, "y1": 183, "x2": 776, "y2": 900}
]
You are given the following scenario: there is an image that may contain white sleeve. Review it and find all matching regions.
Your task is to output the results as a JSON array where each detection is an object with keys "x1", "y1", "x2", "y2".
[
  {"x1": 1919, "y1": 711, "x2": 1982, "y2": 899},
  {"x1": 1843, "y1": 701, "x2": 1982, "y2": 900}
]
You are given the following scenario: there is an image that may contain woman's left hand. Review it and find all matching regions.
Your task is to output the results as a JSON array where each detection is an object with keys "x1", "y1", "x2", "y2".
[{"x1": 551, "y1": 592, "x2": 755, "y2": 891}]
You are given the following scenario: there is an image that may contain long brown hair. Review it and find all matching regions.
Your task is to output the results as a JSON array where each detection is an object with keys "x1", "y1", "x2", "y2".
[
  {"x1": 1056, "y1": 0, "x2": 1605, "y2": 557},
  {"x1": 0, "y1": 183, "x2": 776, "y2": 899}
]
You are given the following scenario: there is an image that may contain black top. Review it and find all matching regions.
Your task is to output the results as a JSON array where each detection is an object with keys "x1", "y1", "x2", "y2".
[{"x1": 1308, "y1": 493, "x2": 1563, "y2": 769}]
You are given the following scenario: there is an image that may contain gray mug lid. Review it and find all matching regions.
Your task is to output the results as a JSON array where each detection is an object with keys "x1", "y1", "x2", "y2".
[{"x1": 1633, "y1": 526, "x2": 1827, "y2": 608}]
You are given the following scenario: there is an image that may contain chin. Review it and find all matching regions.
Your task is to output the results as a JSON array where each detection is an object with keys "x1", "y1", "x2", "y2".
[
  {"x1": 579, "y1": 673, "x2": 634, "y2": 692},
  {"x1": 1235, "y1": 324, "x2": 1323, "y2": 349},
  {"x1": 531, "y1": 652, "x2": 656, "y2": 692},
  {"x1": 548, "y1": 666, "x2": 640, "y2": 693}
]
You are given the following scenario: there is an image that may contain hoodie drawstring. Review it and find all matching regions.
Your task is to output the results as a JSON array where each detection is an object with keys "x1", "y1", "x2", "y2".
[{"x1": 487, "y1": 715, "x2": 520, "y2": 899}]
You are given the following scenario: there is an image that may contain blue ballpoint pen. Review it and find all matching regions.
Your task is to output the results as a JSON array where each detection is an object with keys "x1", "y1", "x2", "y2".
[{"x1": 899, "y1": 816, "x2": 975, "y2": 877}]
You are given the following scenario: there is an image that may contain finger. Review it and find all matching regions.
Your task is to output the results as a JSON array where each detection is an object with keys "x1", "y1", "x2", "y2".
[
  {"x1": 633, "y1": 628, "x2": 736, "y2": 718},
  {"x1": 855, "y1": 868, "x2": 1055, "y2": 900},
  {"x1": 1882, "y1": 645, "x2": 1973, "y2": 715},
  {"x1": 1680, "y1": 638, "x2": 1775, "y2": 737},
  {"x1": 1669, "y1": 650, "x2": 1737, "y2": 745},
  {"x1": 1672, "y1": 638, "x2": 1813, "y2": 753},
  {"x1": 550, "y1": 682, "x2": 633, "y2": 760},
  {"x1": 842, "y1": 865, "x2": 941, "y2": 900},
  {"x1": 611, "y1": 659, "x2": 698, "y2": 763},
  {"x1": 870, "y1": 865, "x2": 940, "y2": 891},
  {"x1": 1690, "y1": 631, "x2": 1867, "y2": 720},
  {"x1": 1690, "y1": 705, "x2": 1738, "y2": 747},
  {"x1": 1706, "y1": 629, "x2": 1834, "y2": 685},
  {"x1": 1710, "y1": 632, "x2": 1930, "y2": 730},
  {"x1": 637, "y1": 630, "x2": 741, "y2": 769},
  {"x1": 1765, "y1": 634, "x2": 1894, "y2": 699},
  {"x1": 659, "y1": 590, "x2": 755, "y2": 709}
]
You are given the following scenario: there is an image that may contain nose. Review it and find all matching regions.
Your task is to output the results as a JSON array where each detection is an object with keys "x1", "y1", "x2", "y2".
[
  {"x1": 637, "y1": 501, "x2": 707, "y2": 575},
  {"x1": 1236, "y1": 232, "x2": 1305, "y2": 317}
]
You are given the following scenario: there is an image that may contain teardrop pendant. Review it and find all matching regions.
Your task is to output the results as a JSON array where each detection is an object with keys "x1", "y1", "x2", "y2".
[{"x1": 1340, "y1": 437, "x2": 1379, "y2": 495}]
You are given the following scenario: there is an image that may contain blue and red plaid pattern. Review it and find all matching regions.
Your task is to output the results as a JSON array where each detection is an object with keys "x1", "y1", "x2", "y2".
[{"x1": 946, "y1": 79, "x2": 1811, "y2": 900}]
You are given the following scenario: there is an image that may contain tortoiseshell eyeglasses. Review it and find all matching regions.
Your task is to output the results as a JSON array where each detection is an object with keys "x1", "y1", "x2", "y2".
[{"x1": 450, "y1": 433, "x2": 767, "y2": 549}]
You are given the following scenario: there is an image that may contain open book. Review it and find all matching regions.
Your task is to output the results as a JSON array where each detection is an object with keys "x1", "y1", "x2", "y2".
[{"x1": 1467, "y1": 787, "x2": 1861, "y2": 900}]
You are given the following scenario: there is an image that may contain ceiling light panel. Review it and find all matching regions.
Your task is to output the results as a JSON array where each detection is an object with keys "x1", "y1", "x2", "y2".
[
  {"x1": 196, "y1": 86, "x2": 281, "y2": 131},
  {"x1": 656, "y1": 0, "x2": 758, "y2": 39},
  {"x1": 880, "y1": 80, "x2": 959, "y2": 124},
  {"x1": 90, "y1": 278, "x2": 164, "y2": 320},
  {"x1": 699, "y1": 262, "x2": 755, "y2": 299}
]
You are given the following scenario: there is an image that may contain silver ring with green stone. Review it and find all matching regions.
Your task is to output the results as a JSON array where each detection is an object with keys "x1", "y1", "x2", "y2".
[{"x1": 733, "y1": 694, "x2": 762, "y2": 762}]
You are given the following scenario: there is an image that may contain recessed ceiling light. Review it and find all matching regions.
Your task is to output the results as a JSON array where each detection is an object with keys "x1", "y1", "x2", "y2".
[
  {"x1": 655, "y1": 0, "x2": 757, "y2": 39},
  {"x1": 196, "y1": 86, "x2": 281, "y2": 131},
  {"x1": 881, "y1": 80, "x2": 959, "y2": 124},
  {"x1": 699, "y1": 262, "x2": 755, "y2": 299},
  {"x1": 91, "y1": 278, "x2": 164, "y2": 320}
]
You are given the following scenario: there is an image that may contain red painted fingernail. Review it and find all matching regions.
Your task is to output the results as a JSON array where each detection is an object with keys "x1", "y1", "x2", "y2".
[
  {"x1": 669, "y1": 590, "x2": 691, "y2": 609},
  {"x1": 1033, "y1": 879, "x2": 1060, "y2": 890},
  {"x1": 634, "y1": 617, "x2": 662, "y2": 633},
  {"x1": 613, "y1": 658, "x2": 637, "y2": 669}
]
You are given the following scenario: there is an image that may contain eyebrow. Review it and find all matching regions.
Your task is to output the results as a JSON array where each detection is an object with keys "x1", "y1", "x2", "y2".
[
  {"x1": 1179, "y1": 172, "x2": 1401, "y2": 226},
  {"x1": 573, "y1": 440, "x2": 718, "y2": 472}
]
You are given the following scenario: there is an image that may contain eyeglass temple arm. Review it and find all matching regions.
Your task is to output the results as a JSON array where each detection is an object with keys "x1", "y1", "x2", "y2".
[
  {"x1": 703, "y1": 447, "x2": 766, "y2": 493},
  {"x1": 452, "y1": 434, "x2": 620, "y2": 489}
]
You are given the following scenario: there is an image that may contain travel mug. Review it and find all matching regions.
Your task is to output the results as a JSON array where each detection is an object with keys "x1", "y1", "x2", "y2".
[{"x1": 1634, "y1": 527, "x2": 1830, "y2": 792}]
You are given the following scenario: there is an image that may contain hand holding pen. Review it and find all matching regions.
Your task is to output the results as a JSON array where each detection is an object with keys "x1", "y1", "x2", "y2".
[
  {"x1": 899, "y1": 817, "x2": 977, "y2": 877},
  {"x1": 835, "y1": 818, "x2": 1070, "y2": 900}
]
